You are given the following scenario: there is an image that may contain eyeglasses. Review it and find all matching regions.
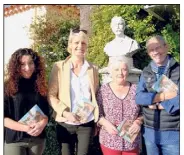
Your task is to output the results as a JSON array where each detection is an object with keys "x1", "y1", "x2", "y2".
[
  {"x1": 72, "y1": 28, "x2": 88, "y2": 34},
  {"x1": 147, "y1": 44, "x2": 166, "y2": 53}
]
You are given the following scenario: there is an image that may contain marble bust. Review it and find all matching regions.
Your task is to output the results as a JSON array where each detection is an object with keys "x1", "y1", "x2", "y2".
[{"x1": 102, "y1": 16, "x2": 142, "y2": 74}]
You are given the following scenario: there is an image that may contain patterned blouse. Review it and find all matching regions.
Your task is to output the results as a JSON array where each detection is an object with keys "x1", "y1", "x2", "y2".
[{"x1": 96, "y1": 83, "x2": 141, "y2": 151}]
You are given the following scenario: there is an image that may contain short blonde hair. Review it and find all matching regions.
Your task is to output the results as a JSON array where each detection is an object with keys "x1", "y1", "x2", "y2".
[{"x1": 67, "y1": 29, "x2": 88, "y2": 54}]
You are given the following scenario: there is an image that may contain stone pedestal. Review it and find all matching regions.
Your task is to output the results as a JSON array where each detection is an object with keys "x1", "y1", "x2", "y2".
[{"x1": 100, "y1": 72, "x2": 141, "y2": 85}]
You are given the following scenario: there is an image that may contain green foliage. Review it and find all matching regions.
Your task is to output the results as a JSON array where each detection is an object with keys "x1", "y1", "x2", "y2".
[
  {"x1": 87, "y1": 5, "x2": 180, "y2": 69},
  {"x1": 161, "y1": 24, "x2": 180, "y2": 62},
  {"x1": 87, "y1": 5, "x2": 155, "y2": 69},
  {"x1": 29, "y1": 8, "x2": 79, "y2": 79},
  {"x1": 43, "y1": 118, "x2": 60, "y2": 155}
]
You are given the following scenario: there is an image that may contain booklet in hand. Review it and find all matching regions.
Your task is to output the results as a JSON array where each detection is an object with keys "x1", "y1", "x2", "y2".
[
  {"x1": 152, "y1": 74, "x2": 178, "y2": 93},
  {"x1": 19, "y1": 104, "x2": 46, "y2": 125},
  {"x1": 73, "y1": 98, "x2": 95, "y2": 123},
  {"x1": 117, "y1": 120, "x2": 139, "y2": 143}
]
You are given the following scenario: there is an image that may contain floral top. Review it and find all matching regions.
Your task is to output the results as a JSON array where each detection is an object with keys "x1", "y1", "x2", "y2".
[{"x1": 96, "y1": 83, "x2": 141, "y2": 151}]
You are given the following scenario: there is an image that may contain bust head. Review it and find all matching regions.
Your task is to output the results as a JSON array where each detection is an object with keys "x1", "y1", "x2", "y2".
[{"x1": 110, "y1": 16, "x2": 125, "y2": 36}]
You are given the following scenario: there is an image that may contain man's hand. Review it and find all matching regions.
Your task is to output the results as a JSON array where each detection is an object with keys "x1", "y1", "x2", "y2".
[
  {"x1": 164, "y1": 91, "x2": 177, "y2": 100},
  {"x1": 148, "y1": 105, "x2": 157, "y2": 109},
  {"x1": 157, "y1": 103, "x2": 164, "y2": 110}
]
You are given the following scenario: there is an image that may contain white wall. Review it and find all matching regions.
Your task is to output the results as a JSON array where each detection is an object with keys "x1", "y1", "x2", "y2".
[{"x1": 4, "y1": 6, "x2": 46, "y2": 65}]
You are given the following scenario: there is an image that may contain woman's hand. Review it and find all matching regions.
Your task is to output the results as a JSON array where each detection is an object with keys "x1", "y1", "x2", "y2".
[
  {"x1": 128, "y1": 121, "x2": 141, "y2": 135},
  {"x1": 27, "y1": 118, "x2": 48, "y2": 136},
  {"x1": 22, "y1": 124, "x2": 33, "y2": 133},
  {"x1": 63, "y1": 111, "x2": 80, "y2": 123},
  {"x1": 102, "y1": 119, "x2": 118, "y2": 135}
]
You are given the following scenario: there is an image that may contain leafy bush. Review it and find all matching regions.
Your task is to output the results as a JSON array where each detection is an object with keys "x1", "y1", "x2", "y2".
[
  {"x1": 30, "y1": 6, "x2": 79, "y2": 80},
  {"x1": 43, "y1": 118, "x2": 60, "y2": 155},
  {"x1": 161, "y1": 24, "x2": 180, "y2": 62},
  {"x1": 87, "y1": 5, "x2": 180, "y2": 70},
  {"x1": 87, "y1": 5, "x2": 155, "y2": 69}
]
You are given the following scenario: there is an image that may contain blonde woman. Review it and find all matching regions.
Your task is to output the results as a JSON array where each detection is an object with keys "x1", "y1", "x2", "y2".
[{"x1": 48, "y1": 28, "x2": 99, "y2": 155}]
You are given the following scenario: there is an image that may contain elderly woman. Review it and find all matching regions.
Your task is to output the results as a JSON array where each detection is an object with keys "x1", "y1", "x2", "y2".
[
  {"x1": 48, "y1": 28, "x2": 99, "y2": 155},
  {"x1": 96, "y1": 59, "x2": 143, "y2": 155}
]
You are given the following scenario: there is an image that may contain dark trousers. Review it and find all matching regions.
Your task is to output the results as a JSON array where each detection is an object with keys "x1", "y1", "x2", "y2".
[
  {"x1": 4, "y1": 138, "x2": 45, "y2": 155},
  {"x1": 57, "y1": 121, "x2": 94, "y2": 155}
]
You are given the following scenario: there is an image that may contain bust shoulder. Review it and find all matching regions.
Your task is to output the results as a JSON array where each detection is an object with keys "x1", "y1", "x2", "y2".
[
  {"x1": 124, "y1": 35, "x2": 137, "y2": 42},
  {"x1": 104, "y1": 35, "x2": 139, "y2": 57}
]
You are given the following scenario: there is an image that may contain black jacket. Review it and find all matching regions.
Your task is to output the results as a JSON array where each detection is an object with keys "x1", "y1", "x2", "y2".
[{"x1": 4, "y1": 77, "x2": 50, "y2": 143}]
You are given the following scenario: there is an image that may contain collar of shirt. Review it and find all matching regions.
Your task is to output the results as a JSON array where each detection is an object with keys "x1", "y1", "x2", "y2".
[
  {"x1": 150, "y1": 55, "x2": 169, "y2": 75},
  {"x1": 70, "y1": 60, "x2": 90, "y2": 77}
]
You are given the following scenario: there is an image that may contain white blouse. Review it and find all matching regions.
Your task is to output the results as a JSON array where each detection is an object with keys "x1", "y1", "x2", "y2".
[{"x1": 65, "y1": 60, "x2": 94, "y2": 125}]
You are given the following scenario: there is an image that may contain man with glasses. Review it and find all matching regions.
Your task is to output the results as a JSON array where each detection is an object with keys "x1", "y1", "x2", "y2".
[{"x1": 135, "y1": 35, "x2": 180, "y2": 155}]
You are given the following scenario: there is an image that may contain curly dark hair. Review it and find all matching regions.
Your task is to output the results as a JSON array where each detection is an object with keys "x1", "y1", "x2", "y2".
[{"x1": 5, "y1": 48, "x2": 47, "y2": 97}]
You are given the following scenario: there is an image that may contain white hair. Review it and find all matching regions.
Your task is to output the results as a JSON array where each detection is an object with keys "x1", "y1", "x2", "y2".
[{"x1": 108, "y1": 57, "x2": 130, "y2": 77}]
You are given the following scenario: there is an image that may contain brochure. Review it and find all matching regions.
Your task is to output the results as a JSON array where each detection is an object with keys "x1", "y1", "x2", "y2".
[
  {"x1": 152, "y1": 74, "x2": 178, "y2": 93},
  {"x1": 117, "y1": 120, "x2": 139, "y2": 143},
  {"x1": 19, "y1": 104, "x2": 46, "y2": 125},
  {"x1": 73, "y1": 98, "x2": 95, "y2": 123}
]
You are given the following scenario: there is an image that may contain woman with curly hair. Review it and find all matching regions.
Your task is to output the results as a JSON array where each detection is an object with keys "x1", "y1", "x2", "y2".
[{"x1": 4, "y1": 48, "x2": 50, "y2": 155}]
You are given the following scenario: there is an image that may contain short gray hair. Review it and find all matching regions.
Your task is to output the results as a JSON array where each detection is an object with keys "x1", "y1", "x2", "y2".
[
  {"x1": 108, "y1": 58, "x2": 130, "y2": 76},
  {"x1": 146, "y1": 35, "x2": 167, "y2": 49}
]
